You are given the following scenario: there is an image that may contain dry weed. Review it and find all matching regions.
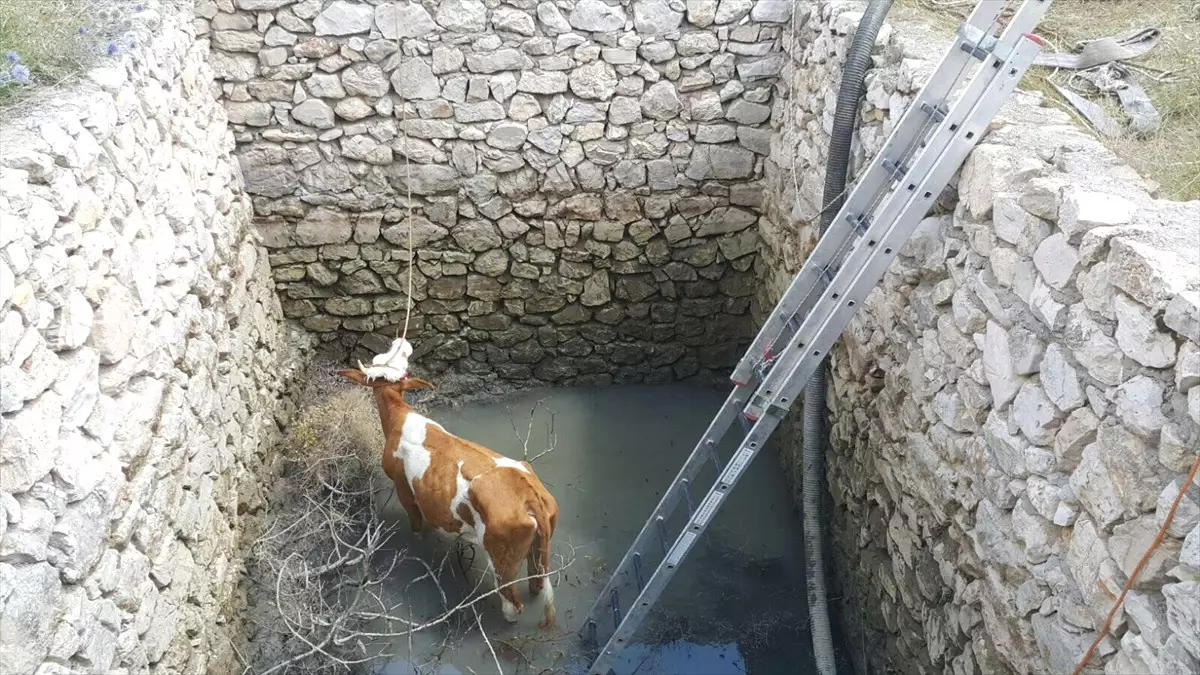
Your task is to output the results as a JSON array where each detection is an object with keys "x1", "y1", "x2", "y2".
[
  {"x1": 903, "y1": 0, "x2": 1200, "y2": 200},
  {"x1": 281, "y1": 386, "x2": 384, "y2": 499},
  {"x1": 0, "y1": 0, "x2": 141, "y2": 108}
]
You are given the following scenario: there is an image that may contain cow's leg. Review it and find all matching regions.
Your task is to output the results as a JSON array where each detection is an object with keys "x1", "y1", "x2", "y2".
[
  {"x1": 391, "y1": 474, "x2": 424, "y2": 536},
  {"x1": 486, "y1": 522, "x2": 536, "y2": 624},
  {"x1": 527, "y1": 519, "x2": 556, "y2": 629},
  {"x1": 526, "y1": 544, "x2": 543, "y2": 597}
]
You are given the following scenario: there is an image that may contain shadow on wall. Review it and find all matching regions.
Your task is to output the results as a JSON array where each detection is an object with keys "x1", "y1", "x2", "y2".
[{"x1": 203, "y1": 0, "x2": 801, "y2": 392}]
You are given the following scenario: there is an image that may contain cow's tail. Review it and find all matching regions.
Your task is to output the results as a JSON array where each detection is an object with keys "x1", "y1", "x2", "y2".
[{"x1": 530, "y1": 500, "x2": 556, "y2": 629}]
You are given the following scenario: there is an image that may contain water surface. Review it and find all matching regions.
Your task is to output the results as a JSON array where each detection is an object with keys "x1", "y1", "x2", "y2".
[{"x1": 366, "y1": 383, "x2": 814, "y2": 674}]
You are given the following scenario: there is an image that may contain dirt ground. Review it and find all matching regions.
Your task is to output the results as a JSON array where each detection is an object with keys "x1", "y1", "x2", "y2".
[{"x1": 898, "y1": 0, "x2": 1200, "y2": 202}]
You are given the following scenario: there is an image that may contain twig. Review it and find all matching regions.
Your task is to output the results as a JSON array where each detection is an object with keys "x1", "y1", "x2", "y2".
[
  {"x1": 473, "y1": 605, "x2": 505, "y2": 675},
  {"x1": 1072, "y1": 453, "x2": 1200, "y2": 675},
  {"x1": 510, "y1": 398, "x2": 558, "y2": 464},
  {"x1": 350, "y1": 545, "x2": 580, "y2": 637}
]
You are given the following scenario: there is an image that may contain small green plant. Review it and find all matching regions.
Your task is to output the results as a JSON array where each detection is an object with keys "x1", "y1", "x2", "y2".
[{"x1": 0, "y1": 0, "x2": 144, "y2": 107}]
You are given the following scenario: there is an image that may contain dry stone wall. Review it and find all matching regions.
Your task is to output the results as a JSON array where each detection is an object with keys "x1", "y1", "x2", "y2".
[
  {"x1": 0, "y1": 2, "x2": 309, "y2": 673},
  {"x1": 762, "y1": 3, "x2": 1200, "y2": 674},
  {"x1": 206, "y1": 0, "x2": 792, "y2": 391}
]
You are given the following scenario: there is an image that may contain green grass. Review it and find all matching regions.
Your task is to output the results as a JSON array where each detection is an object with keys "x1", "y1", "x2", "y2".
[
  {"x1": 898, "y1": 0, "x2": 1200, "y2": 202},
  {"x1": 0, "y1": 0, "x2": 133, "y2": 108}
]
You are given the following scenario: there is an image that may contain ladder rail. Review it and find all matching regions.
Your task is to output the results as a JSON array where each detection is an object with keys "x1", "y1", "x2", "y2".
[
  {"x1": 751, "y1": 34, "x2": 1047, "y2": 422},
  {"x1": 588, "y1": 39, "x2": 1041, "y2": 674},
  {"x1": 576, "y1": 383, "x2": 754, "y2": 641},
  {"x1": 578, "y1": 2, "x2": 1051, "y2": 670},
  {"x1": 729, "y1": 0, "x2": 1012, "y2": 388},
  {"x1": 746, "y1": 2, "x2": 1049, "y2": 420},
  {"x1": 586, "y1": 393, "x2": 788, "y2": 675}
]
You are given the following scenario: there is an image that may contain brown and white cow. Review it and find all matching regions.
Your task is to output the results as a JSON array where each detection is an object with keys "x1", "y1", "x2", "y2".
[{"x1": 337, "y1": 368, "x2": 559, "y2": 629}]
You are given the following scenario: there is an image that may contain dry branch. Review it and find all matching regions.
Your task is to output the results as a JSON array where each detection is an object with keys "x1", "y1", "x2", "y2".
[{"x1": 509, "y1": 397, "x2": 559, "y2": 464}]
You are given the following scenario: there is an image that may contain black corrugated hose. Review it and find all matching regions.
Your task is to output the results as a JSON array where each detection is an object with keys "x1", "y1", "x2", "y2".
[{"x1": 804, "y1": 1, "x2": 894, "y2": 673}]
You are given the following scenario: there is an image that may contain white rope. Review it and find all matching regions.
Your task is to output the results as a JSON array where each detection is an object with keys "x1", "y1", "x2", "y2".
[{"x1": 395, "y1": 13, "x2": 415, "y2": 342}]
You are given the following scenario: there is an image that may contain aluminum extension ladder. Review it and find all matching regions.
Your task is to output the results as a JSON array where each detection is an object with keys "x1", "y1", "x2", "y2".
[{"x1": 577, "y1": 2, "x2": 1051, "y2": 672}]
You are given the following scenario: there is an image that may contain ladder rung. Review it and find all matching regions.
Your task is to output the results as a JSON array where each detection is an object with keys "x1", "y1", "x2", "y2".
[
  {"x1": 846, "y1": 213, "x2": 871, "y2": 236},
  {"x1": 921, "y1": 101, "x2": 948, "y2": 122},
  {"x1": 881, "y1": 157, "x2": 908, "y2": 181},
  {"x1": 681, "y1": 479, "x2": 694, "y2": 514},
  {"x1": 957, "y1": 21, "x2": 997, "y2": 60},
  {"x1": 705, "y1": 439, "x2": 721, "y2": 469}
]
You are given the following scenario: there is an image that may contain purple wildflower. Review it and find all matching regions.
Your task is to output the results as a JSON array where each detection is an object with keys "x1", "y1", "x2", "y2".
[
  {"x1": 11, "y1": 64, "x2": 30, "y2": 84},
  {"x1": 106, "y1": 41, "x2": 119, "y2": 56},
  {"x1": 135, "y1": 3, "x2": 144, "y2": 11},
  {"x1": 3, "y1": 51, "x2": 19, "y2": 64},
  {"x1": 78, "y1": 26, "x2": 88, "y2": 35}
]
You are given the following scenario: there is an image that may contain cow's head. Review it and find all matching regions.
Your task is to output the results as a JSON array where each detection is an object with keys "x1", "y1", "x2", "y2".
[
  {"x1": 337, "y1": 368, "x2": 433, "y2": 393},
  {"x1": 338, "y1": 367, "x2": 434, "y2": 426}
]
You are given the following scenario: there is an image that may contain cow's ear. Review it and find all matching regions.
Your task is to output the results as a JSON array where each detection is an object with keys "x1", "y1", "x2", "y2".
[
  {"x1": 337, "y1": 369, "x2": 370, "y2": 386},
  {"x1": 401, "y1": 377, "x2": 434, "y2": 391}
]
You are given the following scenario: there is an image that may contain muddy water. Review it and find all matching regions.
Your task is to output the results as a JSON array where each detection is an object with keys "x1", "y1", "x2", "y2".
[{"x1": 366, "y1": 383, "x2": 816, "y2": 675}]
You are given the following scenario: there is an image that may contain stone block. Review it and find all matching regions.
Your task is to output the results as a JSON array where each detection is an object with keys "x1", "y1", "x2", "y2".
[
  {"x1": 641, "y1": 81, "x2": 681, "y2": 119},
  {"x1": 633, "y1": 0, "x2": 683, "y2": 34},
  {"x1": 1124, "y1": 590, "x2": 1171, "y2": 650},
  {"x1": 1059, "y1": 189, "x2": 1137, "y2": 242},
  {"x1": 435, "y1": 0, "x2": 488, "y2": 32},
  {"x1": 1111, "y1": 516, "x2": 1182, "y2": 581},
  {"x1": 0, "y1": 562, "x2": 62, "y2": 672},
  {"x1": 1070, "y1": 422, "x2": 1159, "y2": 528},
  {"x1": 714, "y1": 0, "x2": 752, "y2": 23},
  {"x1": 1113, "y1": 375, "x2": 1167, "y2": 438},
  {"x1": 1113, "y1": 293, "x2": 1177, "y2": 368},
  {"x1": 686, "y1": 0, "x2": 716, "y2": 26},
  {"x1": 45, "y1": 291, "x2": 93, "y2": 352},
  {"x1": 685, "y1": 145, "x2": 755, "y2": 180},
  {"x1": 994, "y1": 195, "x2": 1051, "y2": 256},
  {"x1": 1157, "y1": 478, "x2": 1200, "y2": 539},
  {"x1": 1165, "y1": 290, "x2": 1200, "y2": 342},
  {"x1": 292, "y1": 99, "x2": 336, "y2": 129},
  {"x1": 314, "y1": 0, "x2": 375, "y2": 35},
  {"x1": 983, "y1": 321, "x2": 1025, "y2": 410},
  {"x1": 1068, "y1": 309, "x2": 1130, "y2": 387},
  {"x1": 984, "y1": 409, "x2": 1029, "y2": 477},
  {"x1": 376, "y1": 2, "x2": 437, "y2": 38},
  {"x1": 569, "y1": 0, "x2": 626, "y2": 31},
  {"x1": 1012, "y1": 381, "x2": 1062, "y2": 446},
  {"x1": 1183, "y1": 524, "x2": 1200, "y2": 571},
  {"x1": 1163, "y1": 582, "x2": 1200, "y2": 659},
  {"x1": 1108, "y1": 236, "x2": 1194, "y2": 312},
  {"x1": 0, "y1": 392, "x2": 63, "y2": 493},
  {"x1": 1033, "y1": 233, "x2": 1080, "y2": 291}
]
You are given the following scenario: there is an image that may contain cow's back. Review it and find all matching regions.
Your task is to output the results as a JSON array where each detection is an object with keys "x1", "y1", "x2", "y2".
[{"x1": 409, "y1": 423, "x2": 551, "y2": 534}]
